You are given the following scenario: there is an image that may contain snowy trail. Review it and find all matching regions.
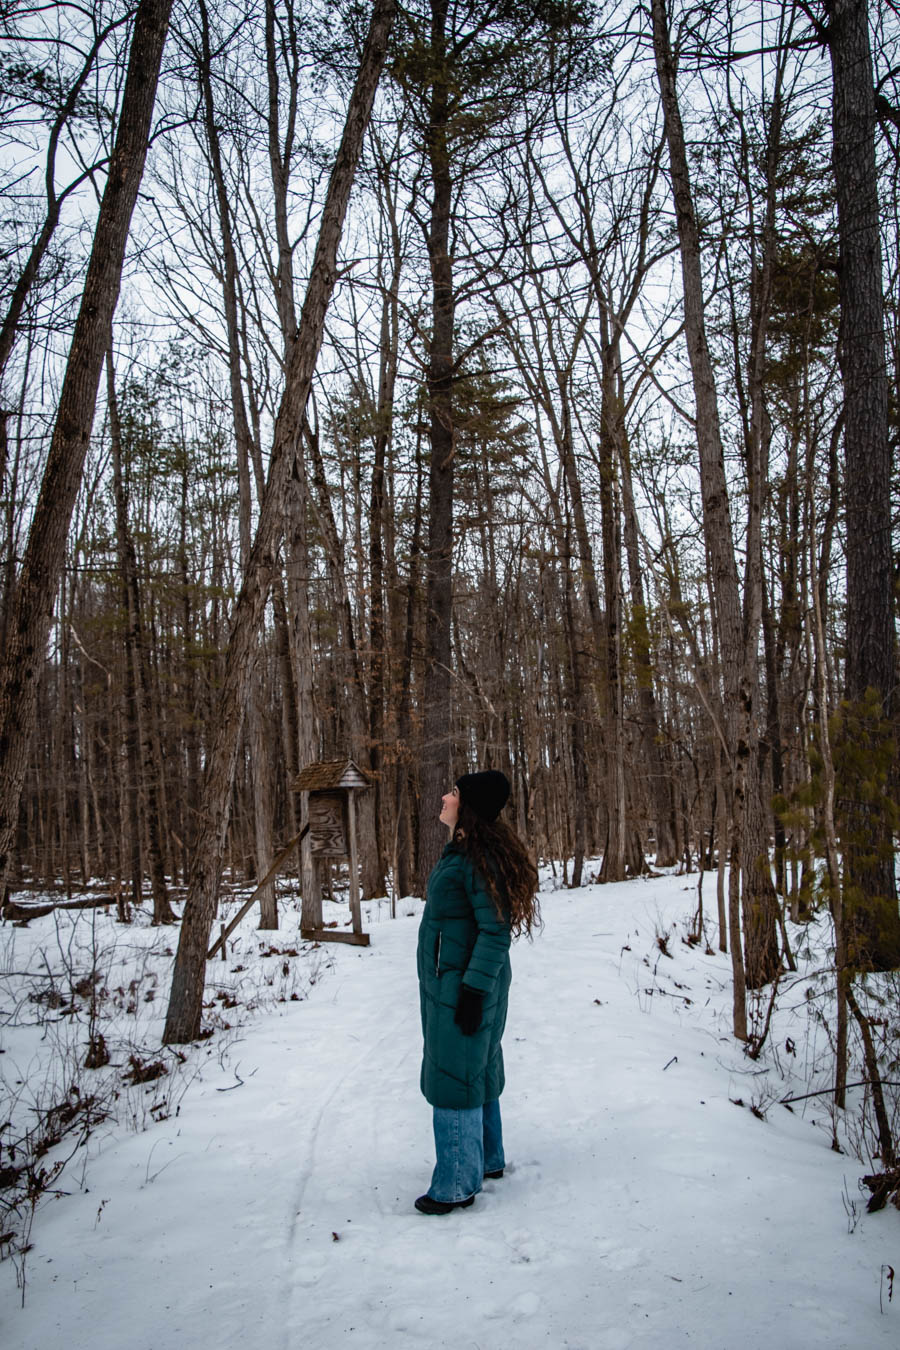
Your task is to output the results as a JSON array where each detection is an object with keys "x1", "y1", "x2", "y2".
[{"x1": 3, "y1": 874, "x2": 898, "y2": 1349}]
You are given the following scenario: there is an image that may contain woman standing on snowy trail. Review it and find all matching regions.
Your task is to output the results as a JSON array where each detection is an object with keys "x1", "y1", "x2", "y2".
[{"x1": 415, "y1": 769, "x2": 540, "y2": 1215}]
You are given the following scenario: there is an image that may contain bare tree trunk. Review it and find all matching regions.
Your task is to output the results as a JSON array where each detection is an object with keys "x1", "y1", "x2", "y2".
[
  {"x1": 761, "y1": 572, "x2": 786, "y2": 895},
  {"x1": 562, "y1": 511, "x2": 588, "y2": 888},
  {"x1": 827, "y1": 0, "x2": 900, "y2": 968},
  {"x1": 738, "y1": 57, "x2": 784, "y2": 986},
  {"x1": 264, "y1": 0, "x2": 300, "y2": 355},
  {"x1": 163, "y1": 0, "x2": 396, "y2": 1044},
  {"x1": 808, "y1": 471, "x2": 848, "y2": 1105},
  {"x1": 196, "y1": 0, "x2": 277, "y2": 929},
  {"x1": 649, "y1": 0, "x2": 741, "y2": 705},
  {"x1": 249, "y1": 667, "x2": 277, "y2": 928},
  {"x1": 286, "y1": 462, "x2": 322, "y2": 931},
  {"x1": 58, "y1": 582, "x2": 73, "y2": 896},
  {"x1": 598, "y1": 335, "x2": 625, "y2": 882},
  {"x1": 417, "y1": 0, "x2": 455, "y2": 889},
  {"x1": 262, "y1": 0, "x2": 319, "y2": 925},
  {"x1": 303, "y1": 417, "x2": 380, "y2": 897},
  {"x1": 620, "y1": 426, "x2": 675, "y2": 866},
  {"x1": 107, "y1": 347, "x2": 175, "y2": 922},
  {"x1": 368, "y1": 210, "x2": 402, "y2": 899},
  {"x1": 108, "y1": 355, "x2": 143, "y2": 912},
  {"x1": 394, "y1": 428, "x2": 425, "y2": 897},
  {"x1": 715, "y1": 743, "x2": 728, "y2": 952},
  {"x1": 177, "y1": 459, "x2": 199, "y2": 875},
  {"x1": 650, "y1": 0, "x2": 778, "y2": 991},
  {"x1": 0, "y1": 0, "x2": 173, "y2": 892}
]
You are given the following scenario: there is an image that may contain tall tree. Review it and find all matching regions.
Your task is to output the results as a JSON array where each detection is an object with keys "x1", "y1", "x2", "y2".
[
  {"x1": 0, "y1": 0, "x2": 174, "y2": 898},
  {"x1": 163, "y1": 0, "x2": 397, "y2": 1045},
  {"x1": 192, "y1": 0, "x2": 277, "y2": 926},
  {"x1": 414, "y1": 0, "x2": 461, "y2": 885},
  {"x1": 824, "y1": 0, "x2": 900, "y2": 968},
  {"x1": 649, "y1": 0, "x2": 779, "y2": 1007}
]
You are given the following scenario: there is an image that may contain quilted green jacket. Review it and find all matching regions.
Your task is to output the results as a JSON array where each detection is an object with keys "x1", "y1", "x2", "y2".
[{"x1": 417, "y1": 841, "x2": 512, "y2": 1109}]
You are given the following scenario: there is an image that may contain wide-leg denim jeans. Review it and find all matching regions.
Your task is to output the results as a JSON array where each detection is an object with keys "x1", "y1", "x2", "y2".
[{"x1": 428, "y1": 1098, "x2": 505, "y2": 1202}]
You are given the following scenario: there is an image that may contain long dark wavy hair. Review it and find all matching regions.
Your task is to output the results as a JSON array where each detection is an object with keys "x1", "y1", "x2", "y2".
[{"x1": 453, "y1": 802, "x2": 541, "y2": 938}]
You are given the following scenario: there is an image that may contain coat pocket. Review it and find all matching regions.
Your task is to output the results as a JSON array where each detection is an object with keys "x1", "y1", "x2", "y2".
[{"x1": 434, "y1": 931, "x2": 442, "y2": 977}]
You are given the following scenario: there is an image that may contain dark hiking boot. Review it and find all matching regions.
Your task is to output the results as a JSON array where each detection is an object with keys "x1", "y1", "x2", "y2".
[
  {"x1": 483, "y1": 1169, "x2": 504, "y2": 1180},
  {"x1": 414, "y1": 1193, "x2": 475, "y2": 1215}
]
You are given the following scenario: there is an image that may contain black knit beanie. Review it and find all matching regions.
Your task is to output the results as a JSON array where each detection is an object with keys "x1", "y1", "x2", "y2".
[{"x1": 455, "y1": 770, "x2": 510, "y2": 823}]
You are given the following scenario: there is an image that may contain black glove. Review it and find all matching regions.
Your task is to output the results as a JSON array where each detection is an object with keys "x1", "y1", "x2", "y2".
[{"x1": 454, "y1": 985, "x2": 485, "y2": 1036}]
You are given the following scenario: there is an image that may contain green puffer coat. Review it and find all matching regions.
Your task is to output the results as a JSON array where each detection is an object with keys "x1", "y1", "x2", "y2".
[{"x1": 417, "y1": 841, "x2": 512, "y2": 1109}]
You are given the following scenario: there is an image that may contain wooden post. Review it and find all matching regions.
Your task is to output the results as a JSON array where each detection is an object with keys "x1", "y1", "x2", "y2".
[
  {"x1": 347, "y1": 789, "x2": 362, "y2": 935},
  {"x1": 206, "y1": 824, "x2": 306, "y2": 960}
]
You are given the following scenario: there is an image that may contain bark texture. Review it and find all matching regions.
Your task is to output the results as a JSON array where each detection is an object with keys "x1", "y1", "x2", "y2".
[
  {"x1": 827, "y1": 0, "x2": 900, "y2": 968},
  {"x1": 417, "y1": 0, "x2": 456, "y2": 888}
]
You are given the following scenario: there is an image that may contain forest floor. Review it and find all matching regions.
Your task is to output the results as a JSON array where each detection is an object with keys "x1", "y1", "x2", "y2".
[{"x1": 1, "y1": 867, "x2": 898, "y2": 1349}]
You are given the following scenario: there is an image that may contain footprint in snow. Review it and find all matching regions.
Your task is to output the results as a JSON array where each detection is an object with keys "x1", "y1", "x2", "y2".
[
  {"x1": 505, "y1": 1228, "x2": 551, "y2": 1265},
  {"x1": 483, "y1": 1290, "x2": 541, "y2": 1321},
  {"x1": 387, "y1": 1302, "x2": 431, "y2": 1335},
  {"x1": 511, "y1": 1291, "x2": 541, "y2": 1319}
]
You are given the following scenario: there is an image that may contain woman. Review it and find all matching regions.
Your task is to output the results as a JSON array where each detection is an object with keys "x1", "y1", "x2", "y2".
[{"x1": 415, "y1": 768, "x2": 540, "y2": 1215}]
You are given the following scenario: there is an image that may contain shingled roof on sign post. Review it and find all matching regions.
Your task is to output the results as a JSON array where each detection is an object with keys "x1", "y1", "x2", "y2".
[{"x1": 292, "y1": 758, "x2": 372, "y2": 793}]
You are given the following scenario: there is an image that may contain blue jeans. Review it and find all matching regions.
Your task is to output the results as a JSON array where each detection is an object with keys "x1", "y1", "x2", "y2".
[{"x1": 428, "y1": 1099, "x2": 505, "y2": 1202}]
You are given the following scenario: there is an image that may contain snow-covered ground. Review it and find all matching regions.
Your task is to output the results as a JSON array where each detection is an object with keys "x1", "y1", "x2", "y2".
[{"x1": 1, "y1": 870, "x2": 897, "y2": 1349}]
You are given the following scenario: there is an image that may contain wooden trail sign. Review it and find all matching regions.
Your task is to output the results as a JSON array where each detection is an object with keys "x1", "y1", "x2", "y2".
[
  {"x1": 308, "y1": 792, "x2": 348, "y2": 855},
  {"x1": 292, "y1": 758, "x2": 372, "y2": 947}
]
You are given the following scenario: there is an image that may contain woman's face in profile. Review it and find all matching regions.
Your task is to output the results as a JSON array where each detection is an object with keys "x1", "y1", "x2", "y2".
[{"x1": 439, "y1": 785, "x2": 460, "y2": 830}]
